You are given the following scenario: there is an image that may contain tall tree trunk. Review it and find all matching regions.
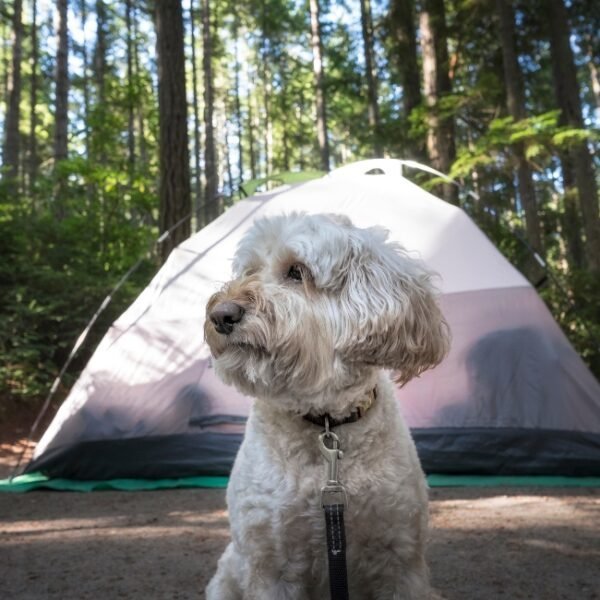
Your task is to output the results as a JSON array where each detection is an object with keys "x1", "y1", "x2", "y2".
[
  {"x1": 548, "y1": 0, "x2": 600, "y2": 273},
  {"x1": 247, "y1": 81, "x2": 257, "y2": 180},
  {"x1": 79, "y1": 0, "x2": 90, "y2": 161},
  {"x1": 309, "y1": 0, "x2": 330, "y2": 172},
  {"x1": 125, "y1": 0, "x2": 135, "y2": 177},
  {"x1": 419, "y1": 0, "x2": 457, "y2": 204},
  {"x1": 496, "y1": 0, "x2": 543, "y2": 254},
  {"x1": 298, "y1": 84, "x2": 307, "y2": 171},
  {"x1": 360, "y1": 0, "x2": 382, "y2": 156},
  {"x1": 94, "y1": 0, "x2": 107, "y2": 163},
  {"x1": 390, "y1": 0, "x2": 421, "y2": 118},
  {"x1": 155, "y1": 0, "x2": 191, "y2": 262},
  {"x1": 0, "y1": 12, "x2": 7, "y2": 106},
  {"x1": 95, "y1": 0, "x2": 106, "y2": 104},
  {"x1": 2, "y1": 0, "x2": 23, "y2": 187},
  {"x1": 224, "y1": 121, "x2": 234, "y2": 199},
  {"x1": 79, "y1": 0, "x2": 95, "y2": 208},
  {"x1": 587, "y1": 52, "x2": 600, "y2": 111},
  {"x1": 54, "y1": 0, "x2": 69, "y2": 164},
  {"x1": 133, "y1": 10, "x2": 147, "y2": 166},
  {"x1": 260, "y1": 2, "x2": 273, "y2": 178},
  {"x1": 279, "y1": 57, "x2": 291, "y2": 172},
  {"x1": 190, "y1": 0, "x2": 203, "y2": 228},
  {"x1": 29, "y1": 0, "x2": 39, "y2": 195},
  {"x1": 233, "y1": 18, "x2": 244, "y2": 184},
  {"x1": 391, "y1": 0, "x2": 426, "y2": 162},
  {"x1": 202, "y1": 0, "x2": 218, "y2": 222}
]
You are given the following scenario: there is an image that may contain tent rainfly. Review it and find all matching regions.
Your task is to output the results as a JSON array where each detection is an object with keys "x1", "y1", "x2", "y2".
[{"x1": 25, "y1": 160, "x2": 600, "y2": 480}]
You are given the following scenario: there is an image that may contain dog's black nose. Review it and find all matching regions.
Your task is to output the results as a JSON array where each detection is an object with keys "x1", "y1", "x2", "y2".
[{"x1": 209, "y1": 301, "x2": 245, "y2": 335}]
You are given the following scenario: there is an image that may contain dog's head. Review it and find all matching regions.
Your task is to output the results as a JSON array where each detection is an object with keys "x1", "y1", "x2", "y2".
[{"x1": 204, "y1": 212, "x2": 449, "y2": 410}]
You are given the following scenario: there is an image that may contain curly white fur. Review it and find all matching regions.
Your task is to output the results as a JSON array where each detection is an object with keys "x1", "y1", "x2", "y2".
[{"x1": 204, "y1": 213, "x2": 450, "y2": 599}]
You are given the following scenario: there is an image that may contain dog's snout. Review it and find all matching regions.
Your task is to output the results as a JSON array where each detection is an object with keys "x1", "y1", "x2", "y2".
[{"x1": 209, "y1": 301, "x2": 245, "y2": 335}]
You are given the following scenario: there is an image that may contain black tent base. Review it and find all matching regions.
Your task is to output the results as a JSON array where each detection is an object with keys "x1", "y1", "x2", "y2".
[
  {"x1": 21, "y1": 427, "x2": 600, "y2": 481},
  {"x1": 413, "y1": 428, "x2": 600, "y2": 477}
]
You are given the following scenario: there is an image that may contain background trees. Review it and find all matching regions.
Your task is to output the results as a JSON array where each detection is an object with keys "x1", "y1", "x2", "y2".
[{"x1": 0, "y1": 0, "x2": 598, "y2": 409}]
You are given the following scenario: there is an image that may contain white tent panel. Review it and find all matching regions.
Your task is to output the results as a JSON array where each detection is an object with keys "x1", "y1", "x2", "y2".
[{"x1": 30, "y1": 161, "x2": 600, "y2": 478}]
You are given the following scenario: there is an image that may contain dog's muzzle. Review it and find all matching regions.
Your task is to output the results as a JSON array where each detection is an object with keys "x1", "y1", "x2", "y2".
[{"x1": 209, "y1": 301, "x2": 245, "y2": 335}]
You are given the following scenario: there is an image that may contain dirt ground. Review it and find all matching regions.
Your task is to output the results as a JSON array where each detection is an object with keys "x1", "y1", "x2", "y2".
[{"x1": 1, "y1": 418, "x2": 599, "y2": 599}]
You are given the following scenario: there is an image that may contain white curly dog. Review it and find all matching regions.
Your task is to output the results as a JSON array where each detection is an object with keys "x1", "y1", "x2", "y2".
[{"x1": 204, "y1": 212, "x2": 449, "y2": 600}]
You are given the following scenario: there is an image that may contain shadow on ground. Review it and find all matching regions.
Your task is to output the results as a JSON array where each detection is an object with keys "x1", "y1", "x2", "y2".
[{"x1": 0, "y1": 487, "x2": 598, "y2": 599}]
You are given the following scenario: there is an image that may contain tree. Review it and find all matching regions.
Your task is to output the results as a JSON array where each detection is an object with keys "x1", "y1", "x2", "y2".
[
  {"x1": 547, "y1": 0, "x2": 600, "y2": 273},
  {"x1": 29, "y1": 0, "x2": 39, "y2": 193},
  {"x1": 419, "y1": 0, "x2": 457, "y2": 204},
  {"x1": 125, "y1": 0, "x2": 135, "y2": 176},
  {"x1": 360, "y1": 0, "x2": 382, "y2": 156},
  {"x1": 233, "y1": 16, "x2": 244, "y2": 183},
  {"x1": 495, "y1": 0, "x2": 543, "y2": 254},
  {"x1": 260, "y1": 0, "x2": 274, "y2": 178},
  {"x1": 54, "y1": 0, "x2": 69, "y2": 164},
  {"x1": 155, "y1": 0, "x2": 192, "y2": 261},
  {"x1": 309, "y1": 0, "x2": 330, "y2": 171},
  {"x1": 133, "y1": 9, "x2": 148, "y2": 166},
  {"x1": 202, "y1": 0, "x2": 219, "y2": 223},
  {"x1": 389, "y1": 0, "x2": 422, "y2": 157},
  {"x1": 189, "y1": 0, "x2": 203, "y2": 227},
  {"x1": 2, "y1": 0, "x2": 23, "y2": 187},
  {"x1": 94, "y1": 0, "x2": 107, "y2": 107}
]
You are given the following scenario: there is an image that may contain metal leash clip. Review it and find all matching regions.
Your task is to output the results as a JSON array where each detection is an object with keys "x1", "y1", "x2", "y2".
[{"x1": 318, "y1": 418, "x2": 348, "y2": 508}]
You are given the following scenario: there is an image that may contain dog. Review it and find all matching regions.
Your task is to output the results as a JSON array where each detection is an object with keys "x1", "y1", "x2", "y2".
[{"x1": 204, "y1": 212, "x2": 449, "y2": 599}]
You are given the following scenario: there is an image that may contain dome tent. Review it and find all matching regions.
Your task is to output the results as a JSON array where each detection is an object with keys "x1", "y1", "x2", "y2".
[{"x1": 23, "y1": 160, "x2": 600, "y2": 482}]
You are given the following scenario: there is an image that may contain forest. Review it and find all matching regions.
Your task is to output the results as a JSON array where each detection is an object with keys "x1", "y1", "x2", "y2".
[{"x1": 0, "y1": 0, "x2": 598, "y2": 413}]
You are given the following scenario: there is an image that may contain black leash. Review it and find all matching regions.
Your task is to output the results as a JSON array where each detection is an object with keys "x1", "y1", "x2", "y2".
[
  {"x1": 319, "y1": 420, "x2": 350, "y2": 600},
  {"x1": 323, "y1": 503, "x2": 349, "y2": 600},
  {"x1": 306, "y1": 391, "x2": 377, "y2": 600}
]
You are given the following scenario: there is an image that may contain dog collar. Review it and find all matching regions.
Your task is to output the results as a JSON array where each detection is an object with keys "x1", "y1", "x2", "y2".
[{"x1": 303, "y1": 387, "x2": 377, "y2": 429}]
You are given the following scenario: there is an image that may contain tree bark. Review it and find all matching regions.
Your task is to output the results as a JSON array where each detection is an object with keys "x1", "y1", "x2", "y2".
[
  {"x1": 79, "y1": 0, "x2": 90, "y2": 162},
  {"x1": 202, "y1": 0, "x2": 218, "y2": 222},
  {"x1": 309, "y1": 0, "x2": 330, "y2": 172},
  {"x1": 2, "y1": 0, "x2": 23, "y2": 186},
  {"x1": 233, "y1": 16, "x2": 244, "y2": 184},
  {"x1": 190, "y1": 0, "x2": 203, "y2": 228},
  {"x1": 29, "y1": 0, "x2": 39, "y2": 194},
  {"x1": 95, "y1": 0, "x2": 106, "y2": 106},
  {"x1": 279, "y1": 56, "x2": 291, "y2": 172},
  {"x1": 419, "y1": 0, "x2": 458, "y2": 204},
  {"x1": 133, "y1": 10, "x2": 147, "y2": 166},
  {"x1": 260, "y1": 2, "x2": 273, "y2": 178},
  {"x1": 155, "y1": 0, "x2": 192, "y2": 262},
  {"x1": 548, "y1": 0, "x2": 600, "y2": 273},
  {"x1": 125, "y1": 0, "x2": 135, "y2": 176},
  {"x1": 360, "y1": 0, "x2": 382, "y2": 156},
  {"x1": 54, "y1": 0, "x2": 69, "y2": 164},
  {"x1": 587, "y1": 52, "x2": 600, "y2": 111},
  {"x1": 390, "y1": 0, "x2": 422, "y2": 157},
  {"x1": 247, "y1": 79, "x2": 257, "y2": 180},
  {"x1": 495, "y1": 0, "x2": 543, "y2": 254}
]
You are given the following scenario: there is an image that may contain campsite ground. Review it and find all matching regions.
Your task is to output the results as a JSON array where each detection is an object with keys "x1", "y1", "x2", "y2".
[{"x1": 1, "y1": 417, "x2": 599, "y2": 599}]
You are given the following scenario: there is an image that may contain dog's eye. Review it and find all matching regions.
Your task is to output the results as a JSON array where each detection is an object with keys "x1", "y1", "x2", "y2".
[{"x1": 287, "y1": 264, "x2": 304, "y2": 282}]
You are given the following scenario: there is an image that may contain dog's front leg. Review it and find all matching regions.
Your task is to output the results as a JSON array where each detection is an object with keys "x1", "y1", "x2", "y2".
[
  {"x1": 205, "y1": 542, "x2": 243, "y2": 600},
  {"x1": 244, "y1": 577, "x2": 310, "y2": 600},
  {"x1": 367, "y1": 560, "x2": 431, "y2": 600}
]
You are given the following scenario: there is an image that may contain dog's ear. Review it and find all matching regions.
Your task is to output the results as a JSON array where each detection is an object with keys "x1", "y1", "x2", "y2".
[{"x1": 342, "y1": 231, "x2": 450, "y2": 385}]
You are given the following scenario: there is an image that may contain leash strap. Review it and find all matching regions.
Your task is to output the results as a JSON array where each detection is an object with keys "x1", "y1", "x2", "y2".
[
  {"x1": 323, "y1": 503, "x2": 350, "y2": 600},
  {"x1": 319, "y1": 424, "x2": 350, "y2": 600}
]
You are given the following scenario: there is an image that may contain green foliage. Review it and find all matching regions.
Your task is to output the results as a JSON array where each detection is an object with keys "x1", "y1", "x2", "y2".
[{"x1": 0, "y1": 189, "x2": 156, "y2": 405}]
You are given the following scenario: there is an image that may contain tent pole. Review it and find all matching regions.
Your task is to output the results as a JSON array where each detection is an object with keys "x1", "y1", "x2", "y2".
[{"x1": 10, "y1": 213, "x2": 194, "y2": 480}]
